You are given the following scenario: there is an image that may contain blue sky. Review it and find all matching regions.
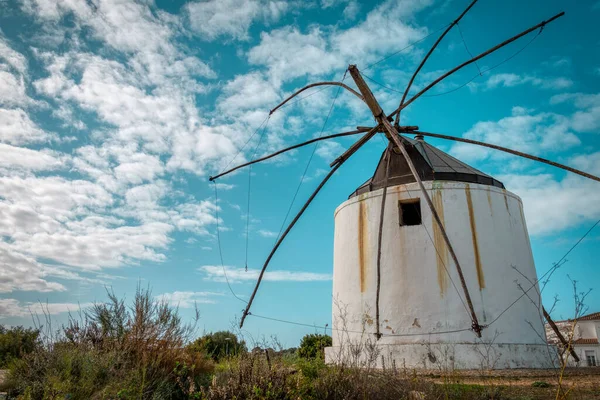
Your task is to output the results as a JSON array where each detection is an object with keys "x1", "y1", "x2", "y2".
[{"x1": 0, "y1": 0, "x2": 599, "y2": 347}]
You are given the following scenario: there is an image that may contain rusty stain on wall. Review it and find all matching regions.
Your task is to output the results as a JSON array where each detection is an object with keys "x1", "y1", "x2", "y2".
[
  {"x1": 432, "y1": 189, "x2": 448, "y2": 295},
  {"x1": 465, "y1": 185, "x2": 485, "y2": 290},
  {"x1": 486, "y1": 188, "x2": 493, "y2": 217},
  {"x1": 358, "y1": 201, "x2": 369, "y2": 292},
  {"x1": 502, "y1": 191, "x2": 511, "y2": 216},
  {"x1": 518, "y1": 203, "x2": 529, "y2": 239}
]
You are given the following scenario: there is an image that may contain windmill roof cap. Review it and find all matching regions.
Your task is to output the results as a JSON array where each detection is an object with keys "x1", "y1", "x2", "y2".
[{"x1": 349, "y1": 136, "x2": 504, "y2": 198}]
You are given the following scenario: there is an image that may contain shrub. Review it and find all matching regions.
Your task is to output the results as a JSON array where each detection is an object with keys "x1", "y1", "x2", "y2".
[
  {"x1": 189, "y1": 331, "x2": 246, "y2": 361},
  {"x1": 0, "y1": 325, "x2": 40, "y2": 367},
  {"x1": 297, "y1": 333, "x2": 332, "y2": 359},
  {"x1": 6, "y1": 285, "x2": 213, "y2": 399}
]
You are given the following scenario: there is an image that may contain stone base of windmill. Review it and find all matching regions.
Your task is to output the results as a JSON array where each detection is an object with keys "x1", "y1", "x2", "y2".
[{"x1": 324, "y1": 342, "x2": 557, "y2": 370}]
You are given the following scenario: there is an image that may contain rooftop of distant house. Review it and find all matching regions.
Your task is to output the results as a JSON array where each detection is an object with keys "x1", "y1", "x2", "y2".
[{"x1": 552, "y1": 311, "x2": 600, "y2": 323}]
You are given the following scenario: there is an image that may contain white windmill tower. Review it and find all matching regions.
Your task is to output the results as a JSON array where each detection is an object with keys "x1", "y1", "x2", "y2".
[{"x1": 325, "y1": 137, "x2": 552, "y2": 369}]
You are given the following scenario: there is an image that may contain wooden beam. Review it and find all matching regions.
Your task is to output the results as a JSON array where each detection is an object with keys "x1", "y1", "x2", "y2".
[
  {"x1": 543, "y1": 306, "x2": 580, "y2": 363},
  {"x1": 209, "y1": 128, "x2": 370, "y2": 181},
  {"x1": 269, "y1": 81, "x2": 364, "y2": 115},
  {"x1": 240, "y1": 159, "x2": 345, "y2": 328},
  {"x1": 412, "y1": 131, "x2": 600, "y2": 183},
  {"x1": 395, "y1": 0, "x2": 479, "y2": 127},
  {"x1": 390, "y1": 11, "x2": 565, "y2": 118}
]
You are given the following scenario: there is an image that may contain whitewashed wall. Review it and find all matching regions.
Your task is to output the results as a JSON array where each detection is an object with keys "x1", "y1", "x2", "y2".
[{"x1": 325, "y1": 181, "x2": 556, "y2": 369}]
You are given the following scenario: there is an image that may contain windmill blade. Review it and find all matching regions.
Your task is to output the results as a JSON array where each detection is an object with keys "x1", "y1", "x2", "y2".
[
  {"x1": 390, "y1": 11, "x2": 565, "y2": 118},
  {"x1": 543, "y1": 306, "x2": 580, "y2": 362},
  {"x1": 396, "y1": 0, "x2": 479, "y2": 126},
  {"x1": 413, "y1": 131, "x2": 600, "y2": 183},
  {"x1": 375, "y1": 143, "x2": 393, "y2": 340},
  {"x1": 209, "y1": 128, "x2": 370, "y2": 181},
  {"x1": 240, "y1": 159, "x2": 345, "y2": 328},
  {"x1": 269, "y1": 81, "x2": 364, "y2": 115},
  {"x1": 330, "y1": 125, "x2": 384, "y2": 167}
]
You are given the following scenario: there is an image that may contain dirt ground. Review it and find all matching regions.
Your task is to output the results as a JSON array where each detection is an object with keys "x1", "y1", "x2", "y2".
[{"x1": 416, "y1": 367, "x2": 600, "y2": 399}]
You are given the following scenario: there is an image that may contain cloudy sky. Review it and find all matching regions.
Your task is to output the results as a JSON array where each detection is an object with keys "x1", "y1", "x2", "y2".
[{"x1": 0, "y1": 0, "x2": 599, "y2": 346}]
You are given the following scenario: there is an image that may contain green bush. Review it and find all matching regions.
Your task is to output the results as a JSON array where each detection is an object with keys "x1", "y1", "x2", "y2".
[
  {"x1": 188, "y1": 331, "x2": 246, "y2": 361},
  {"x1": 0, "y1": 326, "x2": 40, "y2": 367},
  {"x1": 5, "y1": 286, "x2": 214, "y2": 400},
  {"x1": 297, "y1": 333, "x2": 332, "y2": 359}
]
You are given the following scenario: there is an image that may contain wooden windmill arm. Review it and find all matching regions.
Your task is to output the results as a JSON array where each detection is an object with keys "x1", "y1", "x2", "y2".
[
  {"x1": 209, "y1": 128, "x2": 371, "y2": 181},
  {"x1": 412, "y1": 131, "x2": 600, "y2": 183},
  {"x1": 390, "y1": 11, "x2": 565, "y2": 118},
  {"x1": 395, "y1": 0, "x2": 479, "y2": 126},
  {"x1": 239, "y1": 160, "x2": 344, "y2": 328},
  {"x1": 543, "y1": 306, "x2": 580, "y2": 363},
  {"x1": 269, "y1": 82, "x2": 364, "y2": 115}
]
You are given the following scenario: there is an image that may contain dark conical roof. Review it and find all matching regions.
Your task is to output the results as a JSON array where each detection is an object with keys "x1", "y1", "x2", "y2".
[{"x1": 349, "y1": 136, "x2": 504, "y2": 198}]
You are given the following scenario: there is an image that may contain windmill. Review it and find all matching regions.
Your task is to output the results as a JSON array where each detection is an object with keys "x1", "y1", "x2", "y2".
[{"x1": 209, "y1": 2, "x2": 598, "y2": 368}]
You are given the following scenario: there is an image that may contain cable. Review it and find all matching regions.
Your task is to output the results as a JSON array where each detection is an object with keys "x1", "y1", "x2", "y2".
[
  {"x1": 365, "y1": 28, "x2": 542, "y2": 99},
  {"x1": 275, "y1": 73, "x2": 347, "y2": 242},
  {"x1": 363, "y1": 23, "x2": 452, "y2": 71},
  {"x1": 217, "y1": 115, "x2": 270, "y2": 176},
  {"x1": 362, "y1": 73, "x2": 404, "y2": 94},
  {"x1": 245, "y1": 117, "x2": 270, "y2": 271},
  {"x1": 213, "y1": 182, "x2": 248, "y2": 304},
  {"x1": 457, "y1": 22, "x2": 482, "y2": 75},
  {"x1": 248, "y1": 313, "x2": 471, "y2": 337},
  {"x1": 423, "y1": 28, "x2": 541, "y2": 98},
  {"x1": 484, "y1": 218, "x2": 600, "y2": 329}
]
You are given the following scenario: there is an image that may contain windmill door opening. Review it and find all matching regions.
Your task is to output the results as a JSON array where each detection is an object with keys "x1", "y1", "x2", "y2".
[{"x1": 399, "y1": 199, "x2": 421, "y2": 226}]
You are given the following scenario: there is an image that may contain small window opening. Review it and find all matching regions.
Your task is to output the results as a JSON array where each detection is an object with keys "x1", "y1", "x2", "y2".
[
  {"x1": 586, "y1": 350, "x2": 597, "y2": 367},
  {"x1": 399, "y1": 199, "x2": 421, "y2": 226}
]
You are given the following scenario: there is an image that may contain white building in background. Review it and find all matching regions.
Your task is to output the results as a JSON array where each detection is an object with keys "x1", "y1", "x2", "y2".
[
  {"x1": 325, "y1": 136, "x2": 555, "y2": 370},
  {"x1": 546, "y1": 311, "x2": 600, "y2": 367}
]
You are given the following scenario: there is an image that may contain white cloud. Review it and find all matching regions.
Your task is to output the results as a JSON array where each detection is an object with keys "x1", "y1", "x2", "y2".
[
  {"x1": 257, "y1": 229, "x2": 277, "y2": 238},
  {"x1": 0, "y1": 243, "x2": 65, "y2": 293},
  {"x1": 155, "y1": 290, "x2": 224, "y2": 308},
  {"x1": 185, "y1": 0, "x2": 288, "y2": 41},
  {"x1": 330, "y1": 0, "x2": 430, "y2": 64},
  {"x1": 485, "y1": 73, "x2": 573, "y2": 90},
  {"x1": 0, "y1": 174, "x2": 178, "y2": 270},
  {"x1": 217, "y1": 72, "x2": 280, "y2": 113},
  {"x1": 550, "y1": 92, "x2": 600, "y2": 133},
  {"x1": 248, "y1": 27, "x2": 343, "y2": 84},
  {"x1": 0, "y1": 298, "x2": 92, "y2": 318},
  {"x1": 0, "y1": 143, "x2": 64, "y2": 171},
  {"x1": 0, "y1": 108, "x2": 53, "y2": 145},
  {"x1": 315, "y1": 140, "x2": 344, "y2": 160},
  {"x1": 450, "y1": 107, "x2": 581, "y2": 163},
  {"x1": 215, "y1": 183, "x2": 235, "y2": 191},
  {"x1": 0, "y1": 36, "x2": 27, "y2": 74},
  {"x1": 448, "y1": 101, "x2": 600, "y2": 236},
  {"x1": 199, "y1": 265, "x2": 332, "y2": 283},
  {"x1": 501, "y1": 172, "x2": 600, "y2": 236},
  {"x1": 343, "y1": 1, "x2": 360, "y2": 20},
  {"x1": 571, "y1": 151, "x2": 600, "y2": 176},
  {"x1": 0, "y1": 71, "x2": 29, "y2": 107}
]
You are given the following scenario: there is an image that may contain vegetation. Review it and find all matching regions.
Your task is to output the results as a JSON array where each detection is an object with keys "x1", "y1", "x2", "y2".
[
  {"x1": 297, "y1": 333, "x2": 332, "y2": 359},
  {"x1": 1, "y1": 288, "x2": 598, "y2": 400},
  {"x1": 0, "y1": 326, "x2": 40, "y2": 368},
  {"x1": 189, "y1": 331, "x2": 246, "y2": 361}
]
